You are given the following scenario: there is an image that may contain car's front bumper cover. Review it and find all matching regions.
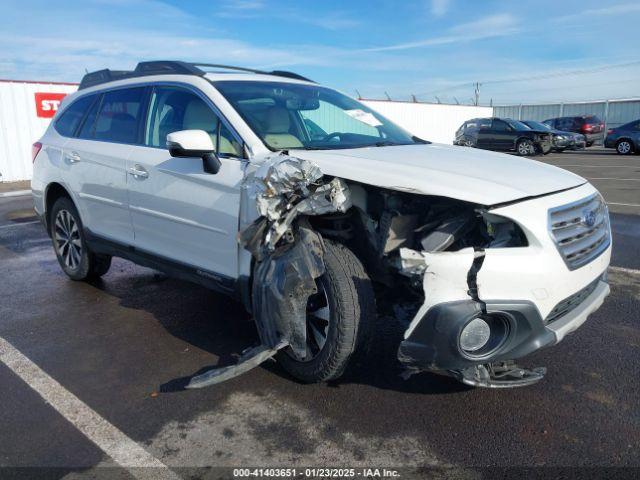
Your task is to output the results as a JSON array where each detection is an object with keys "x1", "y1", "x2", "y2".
[{"x1": 398, "y1": 277, "x2": 609, "y2": 371}]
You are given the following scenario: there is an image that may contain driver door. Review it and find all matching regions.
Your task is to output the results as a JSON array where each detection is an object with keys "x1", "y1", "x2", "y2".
[{"x1": 127, "y1": 85, "x2": 245, "y2": 279}]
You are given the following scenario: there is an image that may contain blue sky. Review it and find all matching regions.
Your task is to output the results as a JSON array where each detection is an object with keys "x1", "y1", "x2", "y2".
[{"x1": 2, "y1": 0, "x2": 640, "y2": 104}]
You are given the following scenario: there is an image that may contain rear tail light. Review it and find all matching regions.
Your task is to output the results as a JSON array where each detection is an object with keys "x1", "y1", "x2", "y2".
[
  {"x1": 581, "y1": 124, "x2": 593, "y2": 133},
  {"x1": 31, "y1": 142, "x2": 42, "y2": 163},
  {"x1": 607, "y1": 129, "x2": 614, "y2": 135}
]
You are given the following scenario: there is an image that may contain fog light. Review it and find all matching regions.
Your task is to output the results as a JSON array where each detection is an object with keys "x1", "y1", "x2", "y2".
[{"x1": 459, "y1": 317, "x2": 491, "y2": 352}]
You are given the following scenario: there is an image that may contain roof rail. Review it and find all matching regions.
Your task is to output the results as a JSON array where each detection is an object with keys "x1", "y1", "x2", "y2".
[{"x1": 78, "y1": 60, "x2": 314, "y2": 90}]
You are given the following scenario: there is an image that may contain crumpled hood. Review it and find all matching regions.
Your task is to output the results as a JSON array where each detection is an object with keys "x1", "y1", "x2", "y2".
[{"x1": 287, "y1": 143, "x2": 586, "y2": 205}]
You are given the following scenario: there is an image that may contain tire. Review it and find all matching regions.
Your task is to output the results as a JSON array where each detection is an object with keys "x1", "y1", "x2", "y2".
[
  {"x1": 50, "y1": 197, "x2": 112, "y2": 281},
  {"x1": 462, "y1": 137, "x2": 475, "y2": 147},
  {"x1": 516, "y1": 139, "x2": 536, "y2": 156},
  {"x1": 554, "y1": 147, "x2": 567, "y2": 153},
  {"x1": 276, "y1": 239, "x2": 375, "y2": 383},
  {"x1": 586, "y1": 142, "x2": 594, "y2": 147},
  {"x1": 616, "y1": 139, "x2": 634, "y2": 155}
]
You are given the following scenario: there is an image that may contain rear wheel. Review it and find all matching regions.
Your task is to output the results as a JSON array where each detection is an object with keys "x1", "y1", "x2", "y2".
[
  {"x1": 462, "y1": 138, "x2": 475, "y2": 147},
  {"x1": 516, "y1": 139, "x2": 536, "y2": 156},
  {"x1": 616, "y1": 140, "x2": 634, "y2": 155},
  {"x1": 50, "y1": 197, "x2": 112, "y2": 281},
  {"x1": 276, "y1": 240, "x2": 375, "y2": 383}
]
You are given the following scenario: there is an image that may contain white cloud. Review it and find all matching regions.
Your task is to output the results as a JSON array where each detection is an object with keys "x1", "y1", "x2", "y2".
[
  {"x1": 430, "y1": 0, "x2": 451, "y2": 17},
  {"x1": 362, "y1": 13, "x2": 520, "y2": 52}
]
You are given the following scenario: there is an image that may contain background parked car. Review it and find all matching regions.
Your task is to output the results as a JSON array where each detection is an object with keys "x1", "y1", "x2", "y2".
[
  {"x1": 521, "y1": 120, "x2": 586, "y2": 152},
  {"x1": 455, "y1": 117, "x2": 552, "y2": 156},
  {"x1": 604, "y1": 119, "x2": 640, "y2": 155},
  {"x1": 543, "y1": 115, "x2": 605, "y2": 147}
]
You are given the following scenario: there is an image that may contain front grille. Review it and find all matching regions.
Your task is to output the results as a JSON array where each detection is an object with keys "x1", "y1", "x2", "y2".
[
  {"x1": 546, "y1": 275, "x2": 602, "y2": 324},
  {"x1": 548, "y1": 193, "x2": 610, "y2": 270}
]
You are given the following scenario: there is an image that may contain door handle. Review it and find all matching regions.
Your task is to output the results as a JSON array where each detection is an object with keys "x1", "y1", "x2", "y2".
[
  {"x1": 128, "y1": 165, "x2": 149, "y2": 179},
  {"x1": 66, "y1": 151, "x2": 81, "y2": 163}
]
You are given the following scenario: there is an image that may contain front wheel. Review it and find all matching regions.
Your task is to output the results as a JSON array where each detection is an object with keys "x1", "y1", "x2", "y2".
[
  {"x1": 276, "y1": 240, "x2": 375, "y2": 383},
  {"x1": 516, "y1": 139, "x2": 536, "y2": 156},
  {"x1": 50, "y1": 197, "x2": 112, "y2": 281},
  {"x1": 616, "y1": 140, "x2": 634, "y2": 155}
]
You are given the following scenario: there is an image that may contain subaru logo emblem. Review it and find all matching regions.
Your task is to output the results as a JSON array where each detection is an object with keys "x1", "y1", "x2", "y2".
[{"x1": 582, "y1": 209, "x2": 597, "y2": 227}]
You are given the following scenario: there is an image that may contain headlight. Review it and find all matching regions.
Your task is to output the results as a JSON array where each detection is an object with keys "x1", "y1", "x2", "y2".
[{"x1": 554, "y1": 135, "x2": 565, "y2": 141}]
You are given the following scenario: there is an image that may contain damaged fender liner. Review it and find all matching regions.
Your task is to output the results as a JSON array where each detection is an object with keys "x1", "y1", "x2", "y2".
[{"x1": 185, "y1": 154, "x2": 351, "y2": 388}]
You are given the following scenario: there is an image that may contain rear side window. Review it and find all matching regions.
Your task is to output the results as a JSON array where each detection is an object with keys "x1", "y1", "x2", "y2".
[
  {"x1": 54, "y1": 95, "x2": 97, "y2": 137},
  {"x1": 584, "y1": 115, "x2": 602, "y2": 124},
  {"x1": 87, "y1": 87, "x2": 147, "y2": 144}
]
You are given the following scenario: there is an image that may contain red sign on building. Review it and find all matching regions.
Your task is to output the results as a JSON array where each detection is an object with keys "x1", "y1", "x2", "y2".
[{"x1": 34, "y1": 93, "x2": 68, "y2": 118}]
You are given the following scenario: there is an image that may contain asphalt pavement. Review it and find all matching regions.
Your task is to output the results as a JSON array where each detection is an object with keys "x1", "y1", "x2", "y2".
[{"x1": 0, "y1": 148, "x2": 639, "y2": 479}]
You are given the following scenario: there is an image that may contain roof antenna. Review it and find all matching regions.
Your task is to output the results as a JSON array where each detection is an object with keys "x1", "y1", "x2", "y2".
[
  {"x1": 384, "y1": 91, "x2": 391, "y2": 101},
  {"x1": 355, "y1": 89, "x2": 362, "y2": 99}
]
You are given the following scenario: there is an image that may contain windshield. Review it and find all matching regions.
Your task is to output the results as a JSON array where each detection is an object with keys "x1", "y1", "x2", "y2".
[
  {"x1": 213, "y1": 81, "x2": 423, "y2": 150},
  {"x1": 505, "y1": 119, "x2": 531, "y2": 131},
  {"x1": 524, "y1": 121, "x2": 551, "y2": 131}
]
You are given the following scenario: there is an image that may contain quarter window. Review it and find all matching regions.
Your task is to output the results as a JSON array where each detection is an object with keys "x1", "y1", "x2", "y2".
[
  {"x1": 145, "y1": 86, "x2": 241, "y2": 156},
  {"x1": 54, "y1": 94, "x2": 97, "y2": 137}
]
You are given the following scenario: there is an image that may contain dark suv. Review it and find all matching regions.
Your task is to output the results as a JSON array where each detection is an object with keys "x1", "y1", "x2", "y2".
[
  {"x1": 543, "y1": 115, "x2": 605, "y2": 147},
  {"x1": 604, "y1": 119, "x2": 640, "y2": 155},
  {"x1": 455, "y1": 117, "x2": 552, "y2": 156}
]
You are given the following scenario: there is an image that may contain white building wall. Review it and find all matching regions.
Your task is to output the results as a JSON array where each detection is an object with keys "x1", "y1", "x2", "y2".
[
  {"x1": 361, "y1": 100, "x2": 493, "y2": 145},
  {"x1": 0, "y1": 80, "x2": 78, "y2": 182}
]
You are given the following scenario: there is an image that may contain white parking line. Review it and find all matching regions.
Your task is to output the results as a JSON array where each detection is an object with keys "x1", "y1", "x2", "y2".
[
  {"x1": 0, "y1": 189, "x2": 31, "y2": 198},
  {"x1": 0, "y1": 220, "x2": 40, "y2": 230},
  {"x1": 0, "y1": 337, "x2": 181, "y2": 480},
  {"x1": 610, "y1": 266, "x2": 640, "y2": 276}
]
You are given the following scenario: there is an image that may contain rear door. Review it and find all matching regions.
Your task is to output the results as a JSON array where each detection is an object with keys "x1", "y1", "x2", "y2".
[
  {"x1": 489, "y1": 119, "x2": 515, "y2": 150},
  {"x1": 126, "y1": 84, "x2": 245, "y2": 279},
  {"x1": 475, "y1": 118, "x2": 493, "y2": 148},
  {"x1": 62, "y1": 87, "x2": 147, "y2": 244}
]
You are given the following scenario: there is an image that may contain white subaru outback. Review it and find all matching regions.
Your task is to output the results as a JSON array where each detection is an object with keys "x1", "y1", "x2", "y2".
[{"x1": 32, "y1": 61, "x2": 611, "y2": 389}]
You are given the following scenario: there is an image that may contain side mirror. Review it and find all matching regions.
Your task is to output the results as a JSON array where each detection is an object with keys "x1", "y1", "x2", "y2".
[{"x1": 166, "y1": 130, "x2": 222, "y2": 174}]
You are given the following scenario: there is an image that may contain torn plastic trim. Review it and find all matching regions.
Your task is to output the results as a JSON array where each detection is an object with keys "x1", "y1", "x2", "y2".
[
  {"x1": 241, "y1": 152, "x2": 352, "y2": 256},
  {"x1": 452, "y1": 361, "x2": 546, "y2": 388}
]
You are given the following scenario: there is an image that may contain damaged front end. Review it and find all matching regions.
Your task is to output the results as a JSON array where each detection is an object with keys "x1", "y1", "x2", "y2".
[{"x1": 338, "y1": 185, "x2": 549, "y2": 388}]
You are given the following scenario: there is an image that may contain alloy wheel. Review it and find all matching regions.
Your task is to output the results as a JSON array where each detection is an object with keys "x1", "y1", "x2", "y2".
[
  {"x1": 54, "y1": 210, "x2": 82, "y2": 270},
  {"x1": 289, "y1": 278, "x2": 331, "y2": 362},
  {"x1": 617, "y1": 141, "x2": 632, "y2": 154},
  {"x1": 518, "y1": 141, "x2": 535, "y2": 156}
]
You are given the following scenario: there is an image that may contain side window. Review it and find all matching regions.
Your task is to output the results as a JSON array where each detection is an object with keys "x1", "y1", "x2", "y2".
[
  {"x1": 92, "y1": 87, "x2": 146, "y2": 144},
  {"x1": 145, "y1": 86, "x2": 242, "y2": 157},
  {"x1": 492, "y1": 119, "x2": 510, "y2": 131},
  {"x1": 478, "y1": 118, "x2": 491, "y2": 130},
  {"x1": 54, "y1": 95, "x2": 97, "y2": 137}
]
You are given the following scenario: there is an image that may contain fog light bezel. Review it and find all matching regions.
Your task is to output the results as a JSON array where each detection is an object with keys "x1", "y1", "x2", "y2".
[{"x1": 458, "y1": 313, "x2": 510, "y2": 360}]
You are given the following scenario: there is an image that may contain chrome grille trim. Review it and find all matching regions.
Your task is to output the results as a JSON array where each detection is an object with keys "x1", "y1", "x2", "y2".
[{"x1": 548, "y1": 193, "x2": 611, "y2": 270}]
